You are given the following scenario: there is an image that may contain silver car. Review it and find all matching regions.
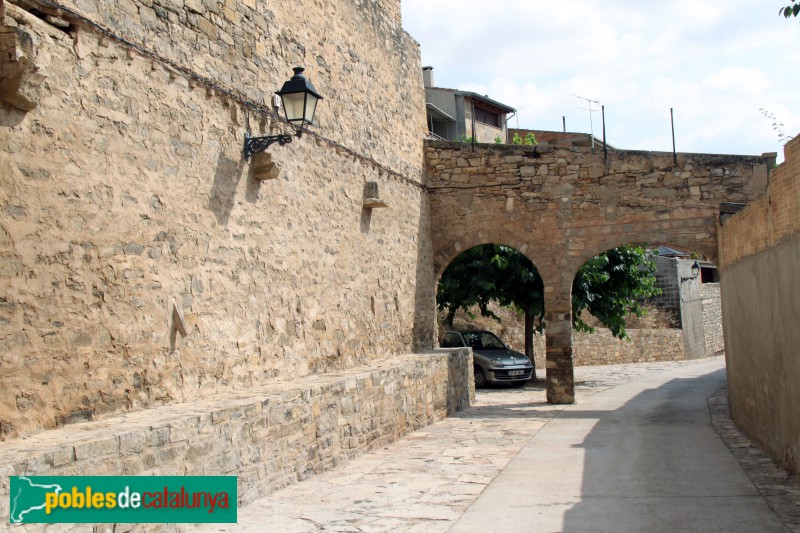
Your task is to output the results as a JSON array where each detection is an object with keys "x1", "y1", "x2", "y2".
[{"x1": 440, "y1": 330, "x2": 534, "y2": 387}]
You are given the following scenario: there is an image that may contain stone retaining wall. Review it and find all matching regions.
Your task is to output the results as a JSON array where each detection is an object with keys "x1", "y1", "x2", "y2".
[
  {"x1": 506, "y1": 330, "x2": 685, "y2": 369},
  {"x1": 572, "y1": 329, "x2": 685, "y2": 366},
  {"x1": 451, "y1": 308, "x2": 686, "y2": 371},
  {"x1": 0, "y1": 350, "x2": 473, "y2": 525}
]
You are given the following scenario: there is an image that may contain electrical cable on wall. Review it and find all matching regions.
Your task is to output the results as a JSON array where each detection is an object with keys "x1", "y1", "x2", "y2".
[{"x1": 18, "y1": 0, "x2": 426, "y2": 191}]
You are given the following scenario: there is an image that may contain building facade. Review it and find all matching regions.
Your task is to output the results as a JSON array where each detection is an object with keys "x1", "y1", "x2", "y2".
[{"x1": 423, "y1": 67, "x2": 515, "y2": 143}]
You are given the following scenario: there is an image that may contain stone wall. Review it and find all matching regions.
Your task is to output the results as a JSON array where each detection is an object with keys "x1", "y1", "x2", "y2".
[
  {"x1": 0, "y1": 0, "x2": 433, "y2": 439},
  {"x1": 678, "y1": 273, "x2": 706, "y2": 359},
  {"x1": 426, "y1": 142, "x2": 770, "y2": 276},
  {"x1": 451, "y1": 306, "x2": 685, "y2": 370},
  {"x1": 647, "y1": 256, "x2": 723, "y2": 358},
  {"x1": 500, "y1": 330, "x2": 684, "y2": 369},
  {"x1": 650, "y1": 256, "x2": 681, "y2": 317},
  {"x1": 572, "y1": 329, "x2": 685, "y2": 366},
  {"x1": 719, "y1": 135, "x2": 800, "y2": 474},
  {"x1": 0, "y1": 350, "x2": 474, "y2": 526},
  {"x1": 701, "y1": 283, "x2": 723, "y2": 356}
]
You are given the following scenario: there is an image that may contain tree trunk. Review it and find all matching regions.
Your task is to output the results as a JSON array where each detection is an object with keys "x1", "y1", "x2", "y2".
[
  {"x1": 446, "y1": 307, "x2": 456, "y2": 327},
  {"x1": 524, "y1": 310, "x2": 538, "y2": 381}
]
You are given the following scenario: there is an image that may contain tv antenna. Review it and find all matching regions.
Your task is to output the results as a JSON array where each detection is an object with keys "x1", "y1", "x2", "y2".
[
  {"x1": 513, "y1": 105, "x2": 537, "y2": 130},
  {"x1": 572, "y1": 94, "x2": 600, "y2": 149}
]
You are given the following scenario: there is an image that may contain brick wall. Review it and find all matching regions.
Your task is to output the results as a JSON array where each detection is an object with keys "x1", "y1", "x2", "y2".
[
  {"x1": 0, "y1": 0, "x2": 432, "y2": 438},
  {"x1": 718, "y1": 137, "x2": 800, "y2": 265},
  {"x1": 719, "y1": 134, "x2": 800, "y2": 474}
]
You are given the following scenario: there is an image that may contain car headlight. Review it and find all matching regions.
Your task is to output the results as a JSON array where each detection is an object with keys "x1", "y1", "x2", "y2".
[{"x1": 491, "y1": 361, "x2": 505, "y2": 368}]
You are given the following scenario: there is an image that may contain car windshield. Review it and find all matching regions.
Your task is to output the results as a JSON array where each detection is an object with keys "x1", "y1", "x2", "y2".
[{"x1": 461, "y1": 332, "x2": 506, "y2": 350}]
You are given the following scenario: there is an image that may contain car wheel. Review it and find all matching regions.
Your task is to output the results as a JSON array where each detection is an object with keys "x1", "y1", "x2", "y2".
[{"x1": 473, "y1": 365, "x2": 487, "y2": 388}]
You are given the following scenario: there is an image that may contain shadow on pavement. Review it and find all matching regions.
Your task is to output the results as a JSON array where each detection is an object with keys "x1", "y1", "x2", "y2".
[{"x1": 560, "y1": 368, "x2": 787, "y2": 533}]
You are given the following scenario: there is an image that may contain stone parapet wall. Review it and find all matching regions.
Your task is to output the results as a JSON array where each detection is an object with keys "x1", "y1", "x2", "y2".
[
  {"x1": 0, "y1": 350, "x2": 473, "y2": 525},
  {"x1": 0, "y1": 3, "x2": 433, "y2": 438},
  {"x1": 451, "y1": 306, "x2": 686, "y2": 371},
  {"x1": 719, "y1": 134, "x2": 800, "y2": 474},
  {"x1": 425, "y1": 141, "x2": 770, "y2": 282}
]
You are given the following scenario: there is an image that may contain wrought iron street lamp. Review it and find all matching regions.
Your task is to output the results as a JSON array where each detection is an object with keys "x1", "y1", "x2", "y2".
[
  {"x1": 243, "y1": 67, "x2": 323, "y2": 160},
  {"x1": 681, "y1": 261, "x2": 701, "y2": 283}
]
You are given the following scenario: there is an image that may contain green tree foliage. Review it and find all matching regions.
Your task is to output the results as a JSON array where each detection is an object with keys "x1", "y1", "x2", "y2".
[
  {"x1": 437, "y1": 244, "x2": 661, "y2": 371},
  {"x1": 437, "y1": 244, "x2": 543, "y2": 377},
  {"x1": 571, "y1": 246, "x2": 660, "y2": 338},
  {"x1": 781, "y1": 1, "x2": 800, "y2": 18}
]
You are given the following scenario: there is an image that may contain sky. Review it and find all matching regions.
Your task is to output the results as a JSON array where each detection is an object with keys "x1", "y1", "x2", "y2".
[{"x1": 400, "y1": 1, "x2": 800, "y2": 158}]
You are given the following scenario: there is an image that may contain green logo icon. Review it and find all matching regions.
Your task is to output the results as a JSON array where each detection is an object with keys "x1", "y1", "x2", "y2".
[{"x1": 9, "y1": 476, "x2": 237, "y2": 524}]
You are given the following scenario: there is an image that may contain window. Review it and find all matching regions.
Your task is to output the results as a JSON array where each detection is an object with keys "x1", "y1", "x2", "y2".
[
  {"x1": 700, "y1": 267, "x2": 720, "y2": 283},
  {"x1": 474, "y1": 107, "x2": 500, "y2": 128},
  {"x1": 441, "y1": 333, "x2": 464, "y2": 348}
]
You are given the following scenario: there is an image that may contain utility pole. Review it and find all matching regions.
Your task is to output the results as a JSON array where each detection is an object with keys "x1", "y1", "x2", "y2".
[
  {"x1": 602, "y1": 105, "x2": 607, "y2": 161},
  {"x1": 670, "y1": 108, "x2": 677, "y2": 165}
]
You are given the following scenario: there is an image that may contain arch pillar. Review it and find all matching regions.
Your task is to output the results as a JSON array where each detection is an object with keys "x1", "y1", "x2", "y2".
[{"x1": 543, "y1": 271, "x2": 575, "y2": 404}]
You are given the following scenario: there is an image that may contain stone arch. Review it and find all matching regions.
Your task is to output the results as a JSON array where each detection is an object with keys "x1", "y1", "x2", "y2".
[
  {"x1": 435, "y1": 242, "x2": 547, "y2": 380},
  {"x1": 426, "y1": 140, "x2": 771, "y2": 403},
  {"x1": 433, "y1": 234, "x2": 538, "y2": 280},
  {"x1": 568, "y1": 239, "x2": 725, "y2": 368},
  {"x1": 566, "y1": 235, "x2": 718, "y2": 282}
]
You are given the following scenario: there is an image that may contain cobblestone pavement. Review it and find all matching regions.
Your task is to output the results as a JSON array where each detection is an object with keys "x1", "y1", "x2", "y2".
[{"x1": 187, "y1": 357, "x2": 799, "y2": 532}]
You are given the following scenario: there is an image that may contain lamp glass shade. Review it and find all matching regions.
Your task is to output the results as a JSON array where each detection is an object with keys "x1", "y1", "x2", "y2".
[
  {"x1": 281, "y1": 92, "x2": 307, "y2": 125},
  {"x1": 303, "y1": 93, "x2": 318, "y2": 123},
  {"x1": 277, "y1": 67, "x2": 323, "y2": 134}
]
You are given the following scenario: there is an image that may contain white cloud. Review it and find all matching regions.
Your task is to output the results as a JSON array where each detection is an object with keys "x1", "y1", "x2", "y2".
[{"x1": 401, "y1": 0, "x2": 800, "y2": 157}]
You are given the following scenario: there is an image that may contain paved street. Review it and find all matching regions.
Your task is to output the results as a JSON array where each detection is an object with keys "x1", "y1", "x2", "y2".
[{"x1": 189, "y1": 357, "x2": 795, "y2": 532}]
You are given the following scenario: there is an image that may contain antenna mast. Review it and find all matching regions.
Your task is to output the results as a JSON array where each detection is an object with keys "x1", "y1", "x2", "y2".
[{"x1": 572, "y1": 94, "x2": 600, "y2": 150}]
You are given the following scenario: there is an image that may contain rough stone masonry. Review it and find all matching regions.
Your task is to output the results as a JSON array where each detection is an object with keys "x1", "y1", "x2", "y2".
[
  {"x1": 425, "y1": 141, "x2": 771, "y2": 402},
  {"x1": 0, "y1": 0, "x2": 435, "y2": 439}
]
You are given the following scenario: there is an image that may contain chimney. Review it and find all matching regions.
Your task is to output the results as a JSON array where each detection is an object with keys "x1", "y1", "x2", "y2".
[{"x1": 422, "y1": 66, "x2": 434, "y2": 88}]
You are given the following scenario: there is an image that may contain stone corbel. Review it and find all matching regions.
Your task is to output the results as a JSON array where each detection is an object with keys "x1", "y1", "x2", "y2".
[
  {"x1": 0, "y1": 21, "x2": 48, "y2": 111},
  {"x1": 363, "y1": 181, "x2": 388, "y2": 209},
  {"x1": 250, "y1": 151, "x2": 281, "y2": 181}
]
